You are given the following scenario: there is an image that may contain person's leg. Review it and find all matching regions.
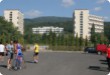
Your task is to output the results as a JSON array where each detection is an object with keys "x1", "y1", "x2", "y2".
[
  {"x1": 108, "y1": 58, "x2": 110, "y2": 69},
  {"x1": 1, "y1": 53, "x2": 4, "y2": 62},
  {"x1": 0, "y1": 53, "x2": 2, "y2": 61},
  {"x1": 7, "y1": 59, "x2": 11, "y2": 69},
  {"x1": 33, "y1": 52, "x2": 36, "y2": 62},
  {"x1": 14, "y1": 55, "x2": 19, "y2": 70},
  {"x1": 108, "y1": 58, "x2": 110, "y2": 70},
  {"x1": 0, "y1": 55, "x2": 2, "y2": 61},
  {"x1": 107, "y1": 57, "x2": 109, "y2": 68},
  {"x1": 7, "y1": 53, "x2": 13, "y2": 69},
  {"x1": 7, "y1": 52, "x2": 10, "y2": 69},
  {"x1": 19, "y1": 57, "x2": 23, "y2": 69},
  {"x1": 36, "y1": 55, "x2": 38, "y2": 62},
  {"x1": 34, "y1": 53, "x2": 39, "y2": 63}
]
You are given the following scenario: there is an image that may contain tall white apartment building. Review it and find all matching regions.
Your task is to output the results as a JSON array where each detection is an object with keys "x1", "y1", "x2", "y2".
[
  {"x1": 4, "y1": 10, "x2": 24, "y2": 34},
  {"x1": 73, "y1": 9, "x2": 104, "y2": 39},
  {"x1": 32, "y1": 26, "x2": 64, "y2": 35}
]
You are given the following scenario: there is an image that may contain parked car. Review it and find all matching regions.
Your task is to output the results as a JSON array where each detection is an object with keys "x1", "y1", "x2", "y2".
[
  {"x1": 84, "y1": 47, "x2": 97, "y2": 53},
  {"x1": 96, "y1": 44, "x2": 107, "y2": 55}
]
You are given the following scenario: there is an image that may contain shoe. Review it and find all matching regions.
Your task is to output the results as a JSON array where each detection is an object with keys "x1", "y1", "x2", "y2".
[
  {"x1": 14, "y1": 67, "x2": 18, "y2": 70},
  {"x1": 108, "y1": 67, "x2": 110, "y2": 71},
  {"x1": 19, "y1": 67, "x2": 22, "y2": 70},
  {"x1": 107, "y1": 72, "x2": 110, "y2": 75},
  {"x1": 7, "y1": 66, "x2": 10, "y2": 70},
  {"x1": 34, "y1": 60, "x2": 38, "y2": 63},
  {"x1": 7, "y1": 65, "x2": 11, "y2": 70},
  {"x1": 0, "y1": 72, "x2": 3, "y2": 75}
]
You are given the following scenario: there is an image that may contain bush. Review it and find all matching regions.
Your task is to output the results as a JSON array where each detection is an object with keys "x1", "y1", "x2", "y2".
[{"x1": 49, "y1": 46, "x2": 84, "y2": 51}]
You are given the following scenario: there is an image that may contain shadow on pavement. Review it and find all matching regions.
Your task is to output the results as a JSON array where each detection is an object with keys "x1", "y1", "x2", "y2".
[
  {"x1": 88, "y1": 66, "x2": 109, "y2": 72},
  {"x1": 101, "y1": 62, "x2": 108, "y2": 65},
  {"x1": 0, "y1": 65, "x2": 7, "y2": 68},
  {"x1": 99, "y1": 59, "x2": 107, "y2": 65},
  {"x1": 99, "y1": 59, "x2": 107, "y2": 62},
  {"x1": 25, "y1": 61, "x2": 35, "y2": 63},
  {"x1": 82, "y1": 53, "x2": 98, "y2": 55}
]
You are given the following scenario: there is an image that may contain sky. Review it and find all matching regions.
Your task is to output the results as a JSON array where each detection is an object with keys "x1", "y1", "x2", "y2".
[{"x1": 0, "y1": 0, "x2": 110, "y2": 21}]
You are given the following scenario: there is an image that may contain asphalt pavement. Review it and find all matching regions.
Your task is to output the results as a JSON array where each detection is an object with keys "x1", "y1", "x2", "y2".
[{"x1": 0, "y1": 51, "x2": 109, "y2": 75}]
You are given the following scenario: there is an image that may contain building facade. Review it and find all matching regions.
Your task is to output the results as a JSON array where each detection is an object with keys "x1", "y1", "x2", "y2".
[
  {"x1": 4, "y1": 10, "x2": 24, "y2": 34},
  {"x1": 73, "y1": 9, "x2": 104, "y2": 39},
  {"x1": 32, "y1": 26, "x2": 64, "y2": 35}
]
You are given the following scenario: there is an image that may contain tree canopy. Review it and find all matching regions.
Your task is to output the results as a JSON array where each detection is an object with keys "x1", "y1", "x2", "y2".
[{"x1": 0, "y1": 16, "x2": 23, "y2": 44}]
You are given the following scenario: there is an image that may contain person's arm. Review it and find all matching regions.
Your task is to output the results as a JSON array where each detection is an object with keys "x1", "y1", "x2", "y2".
[
  {"x1": 5, "y1": 45, "x2": 8, "y2": 52},
  {"x1": 106, "y1": 48, "x2": 108, "y2": 57},
  {"x1": 14, "y1": 44, "x2": 17, "y2": 54},
  {"x1": 4, "y1": 45, "x2": 6, "y2": 53},
  {"x1": 34, "y1": 45, "x2": 36, "y2": 52}
]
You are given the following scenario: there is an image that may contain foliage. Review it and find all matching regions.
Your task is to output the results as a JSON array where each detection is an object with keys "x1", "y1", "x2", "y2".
[
  {"x1": 24, "y1": 19, "x2": 73, "y2": 34},
  {"x1": 24, "y1": 17, "x2": 110, "y2": 51},
  {"x1": 0, "y1": 16, "x2": 24, "y2": 44}
]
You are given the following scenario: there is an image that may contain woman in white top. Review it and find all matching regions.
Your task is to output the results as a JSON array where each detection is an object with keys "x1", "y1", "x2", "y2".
[{"x1": 0, "y1": 42, "x2": 5, "y2": 62}]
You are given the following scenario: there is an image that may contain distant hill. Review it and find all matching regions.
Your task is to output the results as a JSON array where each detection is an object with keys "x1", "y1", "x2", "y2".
[
  {"x1": 24, "y1": 16, "x2": 72, "y2": 24},
  {"x1": 24, "y1": 16, "x2": 73, "y2": 33}
]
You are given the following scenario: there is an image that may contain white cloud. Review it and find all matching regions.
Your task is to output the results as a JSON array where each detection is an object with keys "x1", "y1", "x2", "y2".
[
  {"x1": 61, "y1": 0, "x2": 74, "y2": 7},
  {"x1": 94, "y1": 7, "x2": 102, "y2": 11},
  {"x1": 97, "y1": 0, "x2": 106, "y2": 4},
  {"x1": 107, "y1": 0, "x2": 110, "y2": 3},
  {"x1": 0, "y1": 0, "x2": 3, "y2": 3},
  {"x1": 24, "y1": 10, "x2": 43, "y2": 18}
]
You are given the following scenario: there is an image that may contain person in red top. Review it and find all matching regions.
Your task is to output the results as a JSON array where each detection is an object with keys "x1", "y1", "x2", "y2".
[{"x1": 106, "y1": 45, "x2": 110, "y2": 70}]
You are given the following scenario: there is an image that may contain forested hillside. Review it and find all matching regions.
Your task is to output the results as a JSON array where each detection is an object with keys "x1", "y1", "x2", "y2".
[
  {"x1": 25, "y1": 16, "x2": 72, "y2": 23},
  {"x1": 24, "y1": 16, "x2": 73, "y2": 34}
]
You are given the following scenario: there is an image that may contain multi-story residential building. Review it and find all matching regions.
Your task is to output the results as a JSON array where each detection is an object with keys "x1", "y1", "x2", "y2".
[
  {"x1": 32, "y1": 26, "x2": 64, "y2": 35},
  {"x1": 4, "y1": 10, "x2": 24, "y2": 34},
  {"x1": 73, "y1": 9, "x2": 104, "y2": 39}
]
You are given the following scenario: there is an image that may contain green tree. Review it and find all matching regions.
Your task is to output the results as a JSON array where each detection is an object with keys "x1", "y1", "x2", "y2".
[
  {"x1": 90, "y1": 23, "x2": 96, "y2": 46},
  {"x1": 0, "y1": 16, "x2": 23, "y2": 44}
]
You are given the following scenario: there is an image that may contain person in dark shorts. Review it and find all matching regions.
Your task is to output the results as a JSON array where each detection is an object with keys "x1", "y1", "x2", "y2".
[
  {"x1": 6, "y1": 41, "x2": 14, "y2": 69},
  {"x1": 33, "y1": 43, "x2": 39, "y2": 63},
  {"x1": 0, "y1": 42, "x2": 5, "y2": 62}
]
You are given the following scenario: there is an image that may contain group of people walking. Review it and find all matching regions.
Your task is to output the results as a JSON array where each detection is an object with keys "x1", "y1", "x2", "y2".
[{"x1": 0, "y1": 40, "x2": 39, "y2": 70}]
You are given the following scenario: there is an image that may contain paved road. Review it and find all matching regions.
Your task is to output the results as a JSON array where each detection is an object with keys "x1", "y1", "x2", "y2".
[{"x1": 0, "y1": 51, "x2": 108, "y2": 75}]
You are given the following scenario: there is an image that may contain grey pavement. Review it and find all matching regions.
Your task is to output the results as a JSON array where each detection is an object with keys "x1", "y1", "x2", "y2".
[{"x1": 0, "y1": 51, "x2": 109, "y2": 75}]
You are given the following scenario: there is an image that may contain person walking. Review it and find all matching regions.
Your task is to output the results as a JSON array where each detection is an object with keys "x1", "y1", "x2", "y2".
[
  {"x1": 13, "y1": 40, "x2": 23, "y2": 70},
  {"x1": 0, "y1": 41, "x2": 5, "y2": 62},
  {"x1": 33, "y1": 43, "x2": 39, "y2": 63},
  {"x1": 106, "y1": 45, "x2": 110, "y2": 71},
  {"x1": 6, "y1": 41, "x2": 14, "y2": 69}
]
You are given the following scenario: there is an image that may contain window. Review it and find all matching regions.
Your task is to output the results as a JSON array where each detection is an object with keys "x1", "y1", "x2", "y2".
[
  {"x1": 80, "y1": 21, "x2": 83, "y2": 23},
  {"x1": 80, "y1": 34, "x2": 83, "y2": 37},
  {"x1": 10, "y1": 19, "x2": 12, "y2": 22},
  {"x1": 17, "y1": 17, "x2": 19, "y2": 19},
  {"x1": 10, "y1": 16, "x2": 12, "y2": 19},
  {"x1": 80, "y1": 11, "x2": 83, "y2": 14},
  {"x1": 80, "y1": 26, "x2": 83, "y2": 28},
  {"x1": 80, "y1": 18, "x2": 83, "y2": 21},
  {"x1": 80, "y1": 16, "x2": 83, "y2": 18},
  {"x1": 80, "y1": 31, "x2": 83, "y2": 33},
  {"x1": 80, "y1": 24, "x2": 83, "y2": 25},
  {"x1": 80, "y1": 11, "x2": 83, "y2": 15},
  {"x1": 9, "y1": 12, "x2": 12, "y2": 19}
]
